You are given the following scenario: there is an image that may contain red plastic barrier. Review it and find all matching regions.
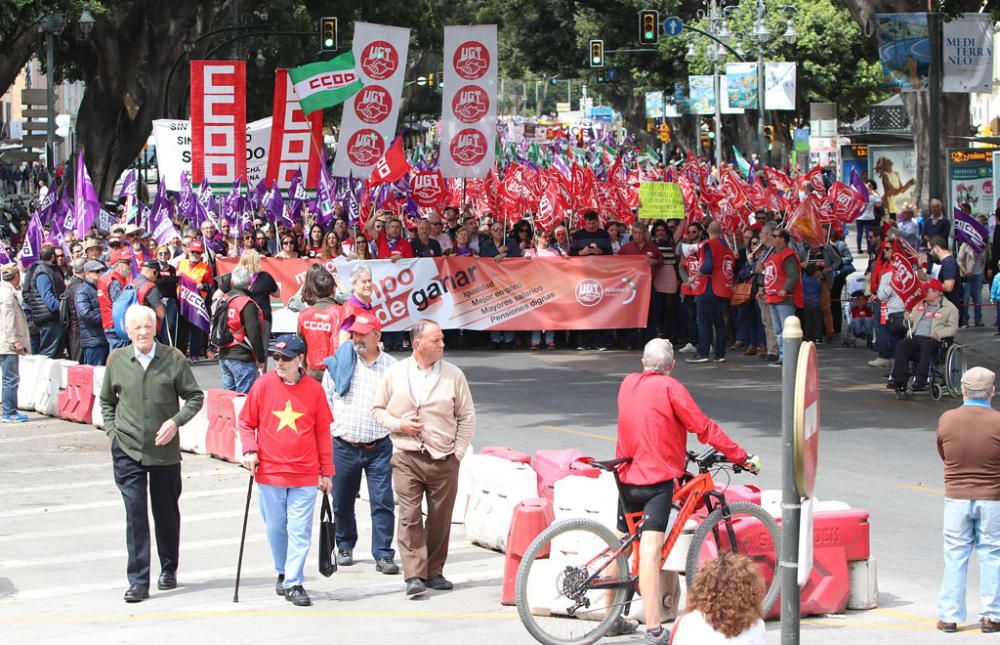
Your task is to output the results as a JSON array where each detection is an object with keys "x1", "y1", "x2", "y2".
[
  {"x1": 813, "y1": 509, "x2": 870, "y2": 562},
  {"x1": 501, "y1": 498, "x2": 555, "y2": 606},
  {"x1": 205, "y1": 389, "x2": 244, "y2": 463},
  {"x1": 533, "y1": 448, "x2": 599, "y2": 499},
  {"x1": 479, "y1": 446, "x2": 532, "y2": 464},
  {"x1": 57, "y1": 365, "x2": 95, "y2": 424}
]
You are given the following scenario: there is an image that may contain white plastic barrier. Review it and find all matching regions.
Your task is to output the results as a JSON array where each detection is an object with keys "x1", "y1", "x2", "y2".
[
  {"x1": 34, "y1": 359, "x2": 77, "y2": 416},
  {"x1": 358, "y1": 445, "x2": 474, "y2": 524},
  {"x1": 624, "y1": 571, "x2": 683, "y2": 625},
  {"x1": 760, "y1": 489, "x2": 851, "y2": 518},
  {"x1": 463, "y1": 454, "x2": 538, "y2": 552},
  {"x1": 91, "y1": 366, "x2": 106, "y2": 428},
  {"x1": 552, "y1": 472, "x2": 619, "y2": 527},
  {"x1": 847, "y1": 557, "x2": 879, "y2": 610},
  {"x1": 17, "y1": 355, "x2": 50, "y2": 410},
  {"x1": 232, "y1": 396, "x2": 247, "y2": 467},
  {"x1": 179, "y1": 394, "x2": 208, "y2": 455}
]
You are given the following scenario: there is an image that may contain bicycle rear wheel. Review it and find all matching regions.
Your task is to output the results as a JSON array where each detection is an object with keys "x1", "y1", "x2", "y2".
[
  {"x1": 515, "y1": 518, "x2": 631, "y2": 645},
  {"x1": 684, "y1": 501, "x2": 781, "y2": 613}
]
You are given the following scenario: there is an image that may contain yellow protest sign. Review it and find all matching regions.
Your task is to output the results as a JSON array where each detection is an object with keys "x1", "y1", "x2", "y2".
[{"x1": 639, "y1": 182, "x2": 685, "y2": 220}]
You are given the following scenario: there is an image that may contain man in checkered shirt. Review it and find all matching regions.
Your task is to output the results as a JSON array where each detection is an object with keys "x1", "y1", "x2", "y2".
[{"x1": 322, "y1": 312, "x2": 400, "y2": 575}]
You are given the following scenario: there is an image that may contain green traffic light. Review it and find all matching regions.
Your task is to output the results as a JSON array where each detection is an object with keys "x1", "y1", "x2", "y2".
[
  {"x1": 324, "y1": 38, "x2": 334, "y2": 47},
  {"x1": 644, "y1": 31, "x2": 653, "y2": 39}
]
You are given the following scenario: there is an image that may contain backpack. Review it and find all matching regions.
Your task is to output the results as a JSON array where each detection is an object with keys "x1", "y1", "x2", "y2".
[
  {"x1": 111, "y1": 284, "x2": 139, "y2": 338},
  {"x1": 210, "y1": 293, "x2": 236, "y2": 348}
]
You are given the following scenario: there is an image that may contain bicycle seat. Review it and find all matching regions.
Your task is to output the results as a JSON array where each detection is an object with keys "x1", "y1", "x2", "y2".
[{"x1": 588, "y1": 457, "x2": 632, "y2": 471}]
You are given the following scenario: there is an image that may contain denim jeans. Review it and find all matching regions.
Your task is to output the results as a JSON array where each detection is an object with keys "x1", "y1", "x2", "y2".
[
  {"x1": 82, "y1": 344, "x2": 109, "y2": 366},
  {"x1": 258, "y1": 483, "x2": 317, "y2": 588},
  {"x1": 964, "y1": 273, "x2": 984, "y2": 325},
  {"x1": 332, "y1": 436, "x2": 395, "y2": 560},
  {"x1": 489, "y1": 330, "x2": 514, "y2": 345},
  {"x1": 37, "y1": 320, "x2": 64, "y2": 358},
  {"x1": 531, "y1": 330, "x2": 555, "y2": 346},
  {"x1": 735, "y1": 304, "x2": 765, "y2": 347},
  {"x1": 995, "y1": 303, "x2": 1000, "y2": 332},
  {"x1": 106, "y1": 331, "x2": 131, "y2": 350},
  {"x1": 696, "y1": 293, "x2": 727, "y2": 359},
  {"x1": 769, "y1": 303, "x2": 795, "y2": 362},
  {"x1": 938, "y1": 498, "x2": 1000, "y2": 623},
  {"x1": 0, "y1": 353, "x2": 18, "y2": 416},
  {"x1": 220, "y1": 358, "x2": 259, "y2": 394}
]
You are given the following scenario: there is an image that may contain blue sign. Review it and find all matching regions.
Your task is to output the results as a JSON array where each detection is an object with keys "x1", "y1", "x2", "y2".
[{"x1": 663, "y1": 17, "x2": 683, "y2": 36}]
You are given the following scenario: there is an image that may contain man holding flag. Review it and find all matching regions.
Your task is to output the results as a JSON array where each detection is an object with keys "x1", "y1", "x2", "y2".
[{"x1": 955, "y1": 207, "x2": 989, "y2": 328}]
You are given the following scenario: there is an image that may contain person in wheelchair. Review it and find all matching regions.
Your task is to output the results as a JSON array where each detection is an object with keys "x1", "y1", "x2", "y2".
[{"x1": 888, "y1": 279, "x2": 959, "y2": 392}]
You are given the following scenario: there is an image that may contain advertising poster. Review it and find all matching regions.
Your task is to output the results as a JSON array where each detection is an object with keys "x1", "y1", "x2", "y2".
[
  {"x1": 876, "y1": 13, "x2": 930, "y2": 92},
  {"x1": 688, "y1": 76, "x2": 716, "y2": 115},
  {"x1": 644, "y1": 91, "x2": 664, "y2": 119},
  {"x1": 942, "y1": 13, "x2": 995, "y2": 94},
  {"x1": 868, "y1": 145, "x2": 917, "y2": 214},
  {"x1": 948, "y1": 149, "x2": 994, "y2": 218},
  {"x1": 725, "y1": 62, "x2": 759, "y2": 109},
  {"x1": 765, "y1": 62, "x2": 796, "y2": 111}
]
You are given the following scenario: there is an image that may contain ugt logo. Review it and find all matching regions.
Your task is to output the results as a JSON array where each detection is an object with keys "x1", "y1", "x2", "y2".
[
  {"x1": 452, "y1": 85, "x2": 489, "y2": 124},
  {"x1": 354, "y1": 85, "x2": 392, "y2": 124},
  {"x1": 453, "y1": 41, "x2": 490, "y2": 80},
  {"x1": 347, "y1": 129, "x2": 385, "y2": 166},
  {"x1": 450, "y1": 129, "x2": 487, "y2": 166},
  {"x1": 361, "y1": 41, "x2": 399, "y2": 80}
]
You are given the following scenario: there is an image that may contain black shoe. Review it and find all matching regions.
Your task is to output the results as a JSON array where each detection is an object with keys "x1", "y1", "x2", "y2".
[
  {"x1": 336, "y1": 548, "x2": 354, "y2": 567},
  {"x1": 124, "y1": 584, "x2": 149, "y2": 603},
  {"x1": 285, "y1": 585, "x2": 312, "y2": 606},
  {"x1": 425, "y1": 574, "x2": 453, "y2": 590},
  {"x1": 607, "y1": 615, "x2": 640, "y2": 636},
  {"x1": 376, "y1": 557, "x2": 400, "y2": 574},
  {"x1": 911, "y1": 382, "x2": 928, "y2": 392},
  {"x1": 275, "y1": 574, "x2": 285, "y2": 596},
  {"x1": 405, "y1": 577, "x2": 427, "y2": 596},
  {"x1": 685, "y1": 355, "x2": 710, "y2": 364},
  {"x1": 156, "y1": 571, "x2": 176, "y2": 590}
]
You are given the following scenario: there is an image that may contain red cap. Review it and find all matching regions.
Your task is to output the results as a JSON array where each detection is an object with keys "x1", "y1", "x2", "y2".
[
  {"x1": 343, "y1": 313, "x2": 381, "y2": 335},
  {"x1": 111, "y1": 249, "x2": 132, "y2": 265},
  {"x1": 188, "y1": 240, "x2": 205, "y2": 253},
  {"x1": 924, "y1": 279, "x2": 943, "y2": 292}
]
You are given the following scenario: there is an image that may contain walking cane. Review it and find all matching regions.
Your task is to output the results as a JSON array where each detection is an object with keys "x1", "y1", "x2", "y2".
[{"x1": 233, "y1": 472, "x2": 254, "y2": 603}]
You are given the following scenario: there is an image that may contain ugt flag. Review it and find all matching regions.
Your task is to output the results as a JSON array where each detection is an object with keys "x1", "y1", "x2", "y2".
[
  {"x1": 288, "y1": 51, "x2": 363, "y2": 116},
  {"x1": 954, "y1": 207, "x2": 988, "y2": 254}
]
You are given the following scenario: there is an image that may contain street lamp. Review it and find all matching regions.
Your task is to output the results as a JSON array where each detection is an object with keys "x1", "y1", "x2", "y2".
[
  {"x1": 40, "y1": 10, "x2": 94, "y2": 174},
  {"x1": 255, "y1": 49, "x2": 266, "y2": 68},
  {"x1": 78, "y1": 7, "x2": 96, "y2": 37}
]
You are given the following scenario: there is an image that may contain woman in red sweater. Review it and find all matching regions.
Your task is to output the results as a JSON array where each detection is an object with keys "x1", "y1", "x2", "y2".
[{"x1": 238, "y1": 334, "x2": 333, "y2": 607}]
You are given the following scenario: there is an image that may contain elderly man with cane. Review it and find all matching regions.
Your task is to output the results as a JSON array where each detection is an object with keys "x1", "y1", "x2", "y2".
[
  {"x1": 99, "y1": 305, "x2": 204, "y2": 603},
  {"x1": 238, "y1": 334, "x2": 333, "y2": 607}
]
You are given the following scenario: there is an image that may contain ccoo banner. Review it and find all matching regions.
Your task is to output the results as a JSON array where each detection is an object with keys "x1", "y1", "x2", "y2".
[
  {"x1": 331, "y1": 22, "x2": 410, "y2": 179},
  {"x1": 440, "y1": 25, "x2": 498, "y2": 178},
  {"x1": 190, "y1": 60, "x2": 247, "y2": 189},
  {"x1": 153, "y1": 118, "x2": 271, "y2": 192},
  {"x1": 266, "y1": 69, "x2": 324, "y2": 193},
  {"x1": 218, "y1": 256, "x2": 652, "y2": 332},
  {"x1": 943, "y1": 13, "x2": 994, "y2": 94}
]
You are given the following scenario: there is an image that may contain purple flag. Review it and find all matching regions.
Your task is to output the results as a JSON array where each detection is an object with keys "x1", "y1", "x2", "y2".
[
  {"x1": 34, "y1": 185, "x2": 59, "y2": 227},
  {"x1": 74, "y1": 151, "x2": 101, "y2": 240},
  {"x1": 849, "y1": 168, "x2": 869, "y2": 203},
  {"x1": 18, "y1": 214, "x2": 45, "y2": 267},
  {"x1": 177, "y1": 172, "x2": 196, "y2": 222},
  {"x1": 118, "y1": 169, "x2": 139, "y2": 225},
  {"x1": 262, "y1": 182, "x2": 288, "y2": 226},
  {"x1": 177, "y1": 274, "x2": 211, "y2": 332},
  {"x1": 954, "y1": 207, "x2": 988, "y2": 254},
  {"x1": 286, "y1": 170, "x2": 307, "y2": 223},
  {"x1": 315, "y1": 153, "x2": 336, "y2": 228},
  {"x1": 149, "y1": 188, "x2": 180, "y2": 246}
]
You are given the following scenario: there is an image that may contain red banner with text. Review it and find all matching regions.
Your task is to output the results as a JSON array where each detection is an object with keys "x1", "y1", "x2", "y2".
[
  {"x1": 265, "y1": 68, "x2": 323, "y2": 193},
  {"x1": 190, "y1": 60, "x2": 247, "y2": 188},
  {"x1": 218, "y1": 256, "x2": 651, "y2": 331}
]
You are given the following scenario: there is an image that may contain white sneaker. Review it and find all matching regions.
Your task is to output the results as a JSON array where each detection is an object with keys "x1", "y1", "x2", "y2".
[
  {"x1": 868, "y1": 357, "x2": 890, "y2": 368},
  {"x1": 679, "y1": 343, "x2": 697, "y2": 353}
]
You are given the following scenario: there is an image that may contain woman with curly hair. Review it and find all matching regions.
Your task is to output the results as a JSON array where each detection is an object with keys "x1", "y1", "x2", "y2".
[{"x1": 671, "y1": 554, "x2": 766, "y2": 644}]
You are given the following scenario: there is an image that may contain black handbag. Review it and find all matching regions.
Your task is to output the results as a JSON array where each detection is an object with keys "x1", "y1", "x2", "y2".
[
  {"x1": 888, "y1": 311, "x2": 907, "y2": 337},
  {"x1": 318, "y1": 493, "x2": 337, "y2": 577}
]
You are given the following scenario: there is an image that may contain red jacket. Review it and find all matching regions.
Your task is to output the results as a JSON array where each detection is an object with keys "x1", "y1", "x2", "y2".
[
  {"x1": 238, "y1": 371, "x2": 334, "y2": 487},
  {"x1": 97, "y1": 271, "x2": 127, "y2": 329},
  {"x1": 615, "y1": 371, "x2": 747, "y2": 486},
  {"x1": 298, "y1": 301, "x2": 344, "y2": 371},
  {"x1": 373, "y1": 231, "x2": 414, "y2": 260}
]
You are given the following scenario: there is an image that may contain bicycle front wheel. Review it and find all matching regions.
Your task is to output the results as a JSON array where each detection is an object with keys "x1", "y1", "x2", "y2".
[
  {"x1": 684, "y1": 501, "x2": 781, "y2": 614},
  {"x1": 515, "y1": 518, "x2": 631, "y2": 645}
]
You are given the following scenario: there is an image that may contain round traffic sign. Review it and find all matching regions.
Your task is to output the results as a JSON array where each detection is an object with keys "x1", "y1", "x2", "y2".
[
  {"x1": 663, "y1": 17, "x2": 684, "y2": 36},
  {"x1": 793, "y1": 340, "x2": 819, "y2": 496}
]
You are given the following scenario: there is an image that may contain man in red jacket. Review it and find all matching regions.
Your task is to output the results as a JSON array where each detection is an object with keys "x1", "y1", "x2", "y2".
[
  {"x1": 238, "y1": 334, "x2": 333, "y2": 607},
  {"x1": 614, "y1": 338, "x2": 759, "y2": 644}
]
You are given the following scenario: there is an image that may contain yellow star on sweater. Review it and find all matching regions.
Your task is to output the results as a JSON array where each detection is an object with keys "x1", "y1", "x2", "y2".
[{"x1": 272, "y1": 400, "x2": 304, "y2": 433}]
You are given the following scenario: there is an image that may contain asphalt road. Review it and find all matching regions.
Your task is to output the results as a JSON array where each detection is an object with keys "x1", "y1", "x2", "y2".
[{"x1": 0, "y1": 325, "x2": 996, "y2": 644}]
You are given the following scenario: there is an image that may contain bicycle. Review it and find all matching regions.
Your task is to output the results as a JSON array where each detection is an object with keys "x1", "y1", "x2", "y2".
[{"x1": 515, "y1": 449, "x2": 780, "y2": 645}]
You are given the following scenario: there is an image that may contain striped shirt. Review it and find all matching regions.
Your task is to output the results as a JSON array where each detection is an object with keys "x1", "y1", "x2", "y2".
[{"x1": 322, "y1": 350, "x2": 398, "y2": 444}]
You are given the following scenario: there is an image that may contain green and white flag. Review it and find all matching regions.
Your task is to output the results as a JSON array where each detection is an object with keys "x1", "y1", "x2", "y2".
[{"x1": 288, "y1": 51, "x2": 364, "y2": 115}]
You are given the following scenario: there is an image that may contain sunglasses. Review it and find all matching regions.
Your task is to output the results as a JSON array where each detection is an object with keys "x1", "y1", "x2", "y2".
[
  {"x1": 282, "y1": 241, "x2": 294, "y2": 246},
  {"x1": 158, "y1": 251, "x2": 170, "y2": 256},
  {"x1": 272, "y1": 354, "x2": 297, "y2": 362}
]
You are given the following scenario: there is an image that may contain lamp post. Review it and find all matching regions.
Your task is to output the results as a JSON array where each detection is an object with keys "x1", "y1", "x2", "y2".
[
  {"x1": 744, "y1": 0, "x2": 797, "y2": 166},
  {"x1": 40, "y1": 8, "x2": 94, "y2": 174}
]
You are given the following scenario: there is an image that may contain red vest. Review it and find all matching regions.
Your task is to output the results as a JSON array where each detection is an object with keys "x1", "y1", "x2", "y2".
[
  {"x1": 297, "y1": 304, "x2": 344, "y2": 370},
  {"x1": 705, "y1": 237, "x2": 735, "y2": 299},
  {"x1": 130, "y1": 278, "x2": 159, "y2": 331},
  {"x1": 226, "y1": 295, "x2": 261, "y2": 347},
  {"x1": 679, "y1": 246, "x2": 707, "y2": 296},
  {"x1": 374, "y1": 232, "x2": 414, "y2": 260},
  {"x1": 764, "y1": 246, "x2": 804, "y2": 308},
  {"x1": 97, "y1": 271, "x2": 127, "y2": 329}
]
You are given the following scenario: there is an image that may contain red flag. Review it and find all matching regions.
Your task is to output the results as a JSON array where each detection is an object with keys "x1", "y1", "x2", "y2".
[
  {"x1": 889, "y1": 257, "x2": 924, "y2": 311},
  {"x1": 802, "y1": 166, "x2": 827, "y2": 195},
  {"x1": 786, "y1": 194, "x2": 826, "y2": 247},
  {"x1": 410, "y1": 171, "x2": 447, "y2": 209},
  {"x1": 827, "y1": 181, "x2": 867, "y2": 223},
  {"x1": 369, "y1": 137, "x2": 410, "y2": 186},
  {"x1": 762, "y1": 167, "x2": 793, "y2": 193}
]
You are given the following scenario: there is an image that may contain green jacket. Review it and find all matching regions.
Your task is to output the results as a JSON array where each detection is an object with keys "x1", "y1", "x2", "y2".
[{"x1": 100, "y1": 341, "x2": 205, "y2": 466}]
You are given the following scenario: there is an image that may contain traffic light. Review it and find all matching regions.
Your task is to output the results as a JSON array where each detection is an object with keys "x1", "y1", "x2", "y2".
[
  {"x1": 639, "y1": 10, "x2": 660, "y2": 45},
  {"x1": 320, "y1": 17, "x2": 338, "y2": 52},
  {"x1": 596, "y1": 69, "x2": 606, "y2": 83},
  {"x1": 589, "y1": 40, "x2": 604, "y2": 68},
  {"x1": 428, "y1": 72, "x2": 435, "y2": 87},
  {"x1": 763, "y1": 125, "x2": 775, "y2": 149},
  {"x1": 658, "y1": 123, "x2": 671, "y2": 142}
]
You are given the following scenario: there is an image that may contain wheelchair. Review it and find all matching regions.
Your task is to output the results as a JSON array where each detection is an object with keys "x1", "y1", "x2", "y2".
[{"x1": 892, "y1": 337, "x2": 967, "y2": 401}]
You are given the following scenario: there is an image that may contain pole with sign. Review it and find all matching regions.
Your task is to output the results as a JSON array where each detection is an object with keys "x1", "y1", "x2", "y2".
[
  {"x1": 794, "y1": 338, "x2": 819, "y2": 587},
  {"x1": 780, "y1": 316, "x2": 803, "y2": 644}
]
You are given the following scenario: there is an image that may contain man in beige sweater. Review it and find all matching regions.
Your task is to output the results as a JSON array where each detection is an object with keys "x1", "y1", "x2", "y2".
[
  {"x1": 0, "y1": 263, "x2": 29, "y2": 423},
  {"x1": 372, "y1": 319, "x2": 475, "y2": 597},
  {"x1": 935, "y1": 366, "x2": 1000, "y2": 634}
]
